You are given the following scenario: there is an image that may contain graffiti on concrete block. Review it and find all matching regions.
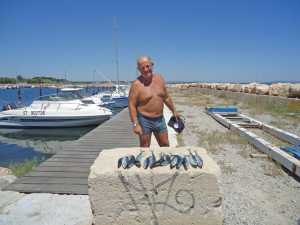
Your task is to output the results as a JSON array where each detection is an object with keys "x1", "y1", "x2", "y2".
[{"x1": 118, "y1": 171, "x2": 202, "y2": 224}]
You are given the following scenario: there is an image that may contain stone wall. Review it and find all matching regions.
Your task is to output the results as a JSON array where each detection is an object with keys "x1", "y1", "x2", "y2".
[
  {"x1": 179, "y1": 87, "x2": 300, "y2": 112},
  {"x1": 171, "y1": 82, "x2": 300, "y2": 98}
]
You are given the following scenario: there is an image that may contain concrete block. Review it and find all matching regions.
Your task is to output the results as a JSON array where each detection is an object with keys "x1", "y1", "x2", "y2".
[
  {"x1": 89, "y1": 146, "x2": 223, "y2": 225},
  {"x1": 0, "y1": 193, "x2": 92, "y2": 225}
]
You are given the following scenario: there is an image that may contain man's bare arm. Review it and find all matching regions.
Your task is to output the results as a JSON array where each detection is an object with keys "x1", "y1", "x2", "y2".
[
  {"x1": 128, "y1": 81, "x2": 139, "y2": 124},
  {"x1": 128, "y1": 81, "x2": 143, "y2": 135}
]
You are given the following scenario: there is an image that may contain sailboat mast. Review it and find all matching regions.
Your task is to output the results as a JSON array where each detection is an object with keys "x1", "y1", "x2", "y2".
[{"x1": 113, "y1": 17, "x2": 120, "y2": 89}]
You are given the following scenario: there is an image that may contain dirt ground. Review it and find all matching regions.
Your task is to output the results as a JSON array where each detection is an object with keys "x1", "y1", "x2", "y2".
[{"x1": 169, "y1": 88, "x2": 300, "y2": 225}]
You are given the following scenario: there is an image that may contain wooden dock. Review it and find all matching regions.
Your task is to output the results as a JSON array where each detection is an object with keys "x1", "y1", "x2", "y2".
[{"x1": 4, "y1": 108, "x2": 139, "y2": 195}]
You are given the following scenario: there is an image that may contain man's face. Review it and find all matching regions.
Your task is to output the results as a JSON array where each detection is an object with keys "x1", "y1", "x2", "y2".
[{"x1": 138, "y1": 60, "x2": 153, "y2": 78}]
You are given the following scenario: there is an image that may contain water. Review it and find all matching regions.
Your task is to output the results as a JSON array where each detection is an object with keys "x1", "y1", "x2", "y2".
[
  {"x1": 0, "y1": 87, "x2": 57, "y2": 110},
  {"x1": 0, "y1": 142, "x2": 52, "y2": 167},
  {"x1": 0, "y1": 87, "x2": 121, "y2": 167}
]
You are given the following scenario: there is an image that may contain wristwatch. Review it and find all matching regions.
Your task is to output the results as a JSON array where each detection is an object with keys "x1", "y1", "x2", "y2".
[{"x1": 132, "y1": 122, "x2": 138, "y2": 128}]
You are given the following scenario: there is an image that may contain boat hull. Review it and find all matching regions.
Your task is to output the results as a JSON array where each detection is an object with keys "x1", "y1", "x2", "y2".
[
  {"x1": 110, "y1": 96, "x2": 128, "y2": 108},
  {"x1": 0, "y1": 115, "x2": 111, "y2": 128}
]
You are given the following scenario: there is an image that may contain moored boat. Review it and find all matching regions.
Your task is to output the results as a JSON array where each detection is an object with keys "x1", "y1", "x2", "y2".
[{"x1": 0, "y1": 90, "x2": 112, "y2": 128}]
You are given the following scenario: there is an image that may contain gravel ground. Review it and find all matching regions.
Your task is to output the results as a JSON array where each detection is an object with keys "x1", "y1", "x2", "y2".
[{"x1": 171, "y1": 88, "x2": 300, "y2": 225}]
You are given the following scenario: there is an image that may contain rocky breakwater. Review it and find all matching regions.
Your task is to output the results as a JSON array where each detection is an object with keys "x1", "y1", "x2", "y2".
[
  {"x1": 88, "y1": 146, "x2": 223, "y2": 225},
  {"x1": 172, "y1": 82, "x2": 300, "y2": 98},
  {"x1": 0, "y1": 167, "x2": 17, "y2": 191}
]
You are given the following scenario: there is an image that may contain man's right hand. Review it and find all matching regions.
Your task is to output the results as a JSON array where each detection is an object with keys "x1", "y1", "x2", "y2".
[{"x1": 133, "y1": 124, "x2": 143, "y2": 135}]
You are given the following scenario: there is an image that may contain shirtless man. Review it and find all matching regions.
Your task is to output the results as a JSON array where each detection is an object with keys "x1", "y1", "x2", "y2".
[{"x1": 128, "y1": 56, "x2": 178, "y2": 147}]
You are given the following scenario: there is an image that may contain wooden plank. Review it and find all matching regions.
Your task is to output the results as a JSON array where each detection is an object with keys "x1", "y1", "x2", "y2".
[
  {"x1": 55, "y1": 151, "x2": 100, "y2": 155},
  {"x1": 240, "y1": 113, "x2": 300, "y2": 145},
  {"x1": 39, "y1": 161, "x2": 92, "y2": 167},
  {"x1": 206, "y1": 111, "x2": 231, "y2": 129},
  {"x1": 68, "y1": 141, "x2": 136, "y2": 146},
  {"x1": 15, "y1": 177, "x2": 87, "y2": 185},
  {"x1": 52, "y1": 154, "x2": 98, "y2": 159},
  {"x1": 231, "y1": 124, "x2": 300, "y2": 177},
  {"x1": 250, "y1": 153, "x2": 268, "y2": 158},
  {"x1": 47, "y1": 157, "x2": 95, "y2": 163},
  {"x1": 62, "y1": 144, "x2": 136, "y2": 151},
  {"x1": 33, "y1": 166, "x2": 90, "y2": 172},
  {"x1": 226, "y1": 117, "x2": 244, "y2": 120},
  {"x1": 5, "y1": 183, "x2": 88, "y2": 195},
  {"x1": 61, "y1": 148, "x2": 111, "y2": 152},
  {"x1": 24, "y1": 171, "x2": 89, "y2": 178},
  {"x1": 262, "y1": 124, "x2": 300, "y2": 145},
  {"x1": 238, "y1": 124, "x2": 261, "y2": 128}
]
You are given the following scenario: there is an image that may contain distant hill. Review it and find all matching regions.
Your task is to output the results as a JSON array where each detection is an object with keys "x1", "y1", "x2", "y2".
[{"x1": 0, "y1": 76, "x2": 67, "y2": 84}]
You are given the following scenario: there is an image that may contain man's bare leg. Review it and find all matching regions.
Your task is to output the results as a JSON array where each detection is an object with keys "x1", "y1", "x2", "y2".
[
  {"x1": 154, "y1": 132, "x2": 170, "y2": 147},
  {"x1": 139, "y1": 133, "x2": 152, "y2": 147}
]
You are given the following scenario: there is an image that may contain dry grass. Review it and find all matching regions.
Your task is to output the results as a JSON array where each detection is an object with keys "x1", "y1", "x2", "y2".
[
  {"x1": 197, "y1": 130, "x2": 248, "y2": 153},
  {"x1": 237, "y1": 145, "x2": 257, "y2": 159},
  {"x1": 176, "y1": 133, "x2": 185, "y2": 147},
  {"x1": 170, "y1": 88, "x2": 215, "y2": 107},
  {"x1": 261, "y1": 161, "x2": 283, "y2": 177},
  {"x1": 9, "y1": 158, "x2": 41, "y2": 177},
  {"x1": 217, "y1": 160, "x2": 237, "y2": 174},
  {"x1": 175, "y1": 95, "x2": 213, "y2": 107},
  {"x1": 250, "y1": 129, "x2": 290, "y2": 147},
  {"x1": 216, "y1": 93, "x2": 240, "y2": 106}
]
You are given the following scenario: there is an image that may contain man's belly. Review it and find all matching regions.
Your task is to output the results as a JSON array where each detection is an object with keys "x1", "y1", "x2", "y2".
[{"x1": 137, "y1": 99, "x2": 164, "y2": 118}]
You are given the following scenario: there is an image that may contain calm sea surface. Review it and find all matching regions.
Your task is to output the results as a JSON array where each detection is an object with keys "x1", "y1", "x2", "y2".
[{"x1": 0, "y1": 87, "x2": 119, "y2": 167}]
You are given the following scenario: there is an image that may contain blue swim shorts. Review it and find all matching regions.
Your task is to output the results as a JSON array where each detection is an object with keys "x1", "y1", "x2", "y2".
[{"x1": 137, "y1": 112, "x2": 168, "y2": 135}]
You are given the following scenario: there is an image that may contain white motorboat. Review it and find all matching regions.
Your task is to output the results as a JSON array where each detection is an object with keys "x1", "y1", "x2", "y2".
[
  {"x1": 111, "y1": 92, "x2": 128, "y2": 108},
  {"x1": 0, "y1": 90, "x2": 112, "y2": 128},
  {"x1": 60, "y1": 87, "x2": 105, "y2": 106},
  {"x1": 101, "y1": 85, "x2": 129, "y2": 108}
]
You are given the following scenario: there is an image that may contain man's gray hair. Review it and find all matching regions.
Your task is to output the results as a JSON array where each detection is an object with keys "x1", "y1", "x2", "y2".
[{"x1": 137, "y1": 56, "x2": 154, "y2": 65}]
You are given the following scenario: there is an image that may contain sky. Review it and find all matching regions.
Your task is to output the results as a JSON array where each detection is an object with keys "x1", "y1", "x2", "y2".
[{"x1": 0, "y1": 0, "x2": 299, "y2": 82}]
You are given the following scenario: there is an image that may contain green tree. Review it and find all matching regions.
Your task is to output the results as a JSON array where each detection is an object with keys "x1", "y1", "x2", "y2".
[{"x1": 16, "y1": 75, "x2": 26, "y2": 82}]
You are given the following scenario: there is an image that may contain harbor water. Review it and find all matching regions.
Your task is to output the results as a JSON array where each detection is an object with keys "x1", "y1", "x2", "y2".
[{"x1": 0, "y1": 87, "x2": 121, "y2": 167}]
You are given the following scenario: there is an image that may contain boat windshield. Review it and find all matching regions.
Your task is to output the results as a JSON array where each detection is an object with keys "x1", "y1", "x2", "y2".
[
  {"x1": 37, "y1": 91, "x2": 84, "y2": 101},
  {"x1": 101, "y1": 95, "x2": 112, "y2": 102}
]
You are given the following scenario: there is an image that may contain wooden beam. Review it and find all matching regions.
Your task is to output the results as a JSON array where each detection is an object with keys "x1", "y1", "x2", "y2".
[
  {"x1": 231, "y1": 124, "x2": 300, "y2": 177},
  {"x1": 207, "y1": 110, "x2": 300, "y2": 177}
]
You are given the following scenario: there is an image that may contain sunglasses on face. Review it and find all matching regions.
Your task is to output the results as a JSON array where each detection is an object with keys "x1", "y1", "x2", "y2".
[{"x1": 140, "y1": 63, "x2": 153, "y2": 69}]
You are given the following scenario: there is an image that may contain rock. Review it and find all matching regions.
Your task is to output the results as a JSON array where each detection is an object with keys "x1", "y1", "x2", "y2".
[
  {"x1": 216, "y1": 84, "x2": 227, "y2": 90},
  {"x1": 288, "y1": 84, "x2": 300, "y2": 98},
  {"x1": 242, "y1": 83, "x2": 257, "y2": 93},
  {"x1": 89, "y1": 146, "x2": 223, "y2": 225},
  {"x1": 0, "y1": 175, "x2": 17, "y2": 190},
  {"x1": 255, "y1": 84, "x2": 270, "y2": 95},
  {"x1": 269, "y1": 83, "x2": 291, "y2": 97},
  {"x1": 210, "y1": 83, "x2": 218, "y2": 89},
  {"x1": 202, "y1": 83, "x2": 209, "y2": 88},
  {"x1": 0, "y1": 193, "x2": 93, "y2": 225},
  {"x1": 0, "y1": 167, "x2": 11, "y2": 176},
  {"x1": 0, "y1": 191, "x2": 25, "y2": 213},
  {"x1": 223, "y1": 83, "x2": 230, "y2": 91},
  {"x1": 248, "y1": 83, "x2": 258, "y2": 94},
  {"x1": 228, "y1": 84, "x2": 242, "y2": 92}
]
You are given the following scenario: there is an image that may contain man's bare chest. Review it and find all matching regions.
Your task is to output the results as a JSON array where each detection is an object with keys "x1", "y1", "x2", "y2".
[{"x1": 138, "y1": 82, "x2": 165, "y2": 103}]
